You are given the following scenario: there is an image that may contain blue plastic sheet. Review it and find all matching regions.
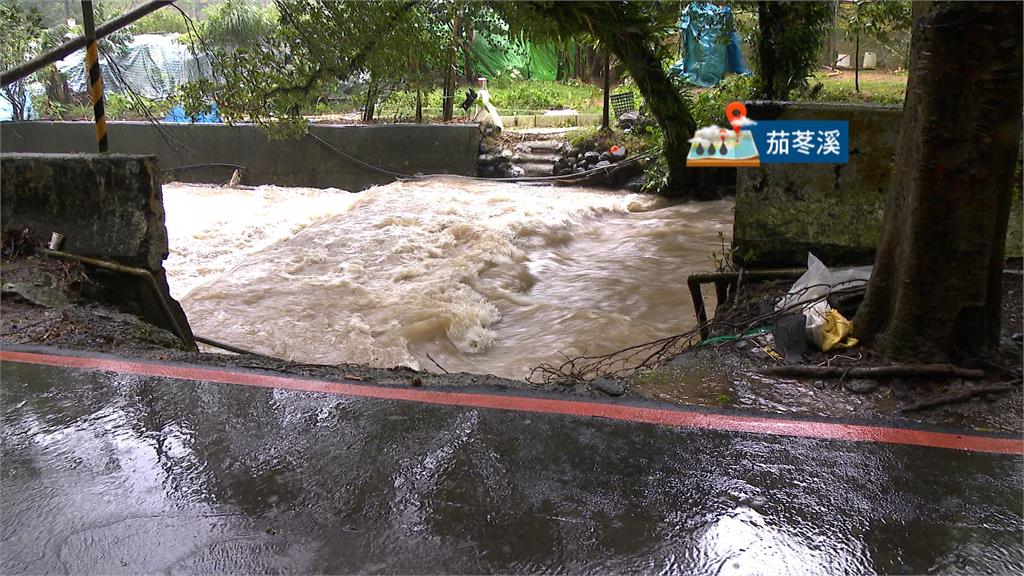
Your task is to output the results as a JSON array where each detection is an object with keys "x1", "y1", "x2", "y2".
[
  {"x1": 163, "y1": 103, "x2": 221, "y2": 123},
  {"x1": 670, "y1": 2, "x2": 749, "y2": 88}
]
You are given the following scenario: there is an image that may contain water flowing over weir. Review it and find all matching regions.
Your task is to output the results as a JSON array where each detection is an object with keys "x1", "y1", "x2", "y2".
[{"x1": 163, "y1": 178, "x2": 734, "y2": 380}]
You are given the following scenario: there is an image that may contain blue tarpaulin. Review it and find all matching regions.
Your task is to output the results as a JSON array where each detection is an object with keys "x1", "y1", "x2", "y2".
[
  {"x1": 163, "y1": 103, "x2": 221, "y2": 123},
  {"x1": 670, "y1": 2, "x2": 750, "y2": 88}
]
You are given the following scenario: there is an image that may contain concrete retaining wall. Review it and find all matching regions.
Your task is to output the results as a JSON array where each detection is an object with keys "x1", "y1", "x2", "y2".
[
  {"x1": 734, "y1": 102, "x2": 901, "y2": 267},
  {"x1": 0, "y1": 121, "x2": 481, "y2": 190},
  {"x1": 1, "y1": 153, "x2": 194, "y2": 345},
  {"x1": 734, "y1": 102, "x2": 1022, "y2": 267}
]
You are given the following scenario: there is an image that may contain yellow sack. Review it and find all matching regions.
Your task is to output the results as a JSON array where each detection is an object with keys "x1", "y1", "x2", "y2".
[{"x1": 821, "y1": 309, "x2": 858, "y2": 352}]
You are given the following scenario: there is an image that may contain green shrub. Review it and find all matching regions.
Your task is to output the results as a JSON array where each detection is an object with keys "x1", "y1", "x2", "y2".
[
  {"x1": 810, "y1": 73, "x2": 905, "y2": 105},
  {"x1": 103, "y1": 92, "x2": 173, "y2": 120},
  {"x1": 375, "y1": 79, "x2": 608, "y2": 119},
  {"x1": 131, "y1": 9, "x2": 189, "y2": 35},
  {"x1": 489, "y1": 79, "x2": 601, "y2": 113},
  {"x1": 567, "y1": 126, "x2": 601, "y2": 148},
  {"x1": 689, "y1": 74, "x2": 757, "y2": 127},
  {"x1": 635, "y1": 75, "x2": 755, "y2": 195}
]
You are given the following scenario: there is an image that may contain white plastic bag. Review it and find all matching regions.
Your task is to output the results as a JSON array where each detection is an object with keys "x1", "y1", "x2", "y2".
[
  {"x1": 776, "y1": 253, "x2": 871, "y2": 350},
  {"x1": 802, "y1": 300, "x2": 831, "y2": 349},
  {"x1": 775, "y1": 252, "x2": 872, "y2": 313}
]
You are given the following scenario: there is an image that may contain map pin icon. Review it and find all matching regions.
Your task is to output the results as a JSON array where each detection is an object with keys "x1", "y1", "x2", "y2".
[{"x1": 726, "y1": 101, "x2": 747, "y2": 137}]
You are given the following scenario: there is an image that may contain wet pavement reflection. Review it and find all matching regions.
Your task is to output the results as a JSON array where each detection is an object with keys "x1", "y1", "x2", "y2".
[{"x1": 2, "y1": 361, "x2": 1021, "y2": 574}]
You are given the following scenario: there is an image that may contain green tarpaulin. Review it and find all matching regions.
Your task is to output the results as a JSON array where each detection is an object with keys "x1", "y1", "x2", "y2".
[{"x1": 470, "y1": 32, "x2": 569, "y2": 81}]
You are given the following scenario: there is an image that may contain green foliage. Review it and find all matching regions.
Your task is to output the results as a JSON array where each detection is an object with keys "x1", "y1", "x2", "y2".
[
  {"x1": 838, "y1": 0, "x2": 911, "y2": 66},
  {"x1": 489, "y1": 79, "x2": 600, "y2": 113},
  {"x1": 131, "y1": 8, "x2": 189, "y2": 35},
  {"x1": 811, "y1": 72, "x2": 905, "y2": 105},
  {"x1": 375, "y1": 78, "x2": 606, "y2": 120},
  {"x1": 33, "y1": 91, "x2": 172, "y2": 120},
  {"x1": 181, "y1": 0, "x2": 456, "y2": 133},
  {"x1": 103, "y1": 92, "x2": 174, "y2": 120},
  {"x1": 63, "y1": 1, "x2": 134, "y2": 56},
  {"x1": 1, "y1": 0, "x2": 44, "y2": 120},
  {"x1": 708, "y1": 232, "x2": 737, "y2": 273},
  {"x1": 751, "y1": 1, "x2": 836, "y2": 99},
  {"x1": 638, "y1": 125, "x2": 668, "y2": 195},
  {"x1": 566, "y1": 126, "x2": 601, "y2": 148},
  {"x1": 200, "y1": 0, "x2": 276, "y2": 51},
  {"x1": 689, "y1": 74, "x2": 757, "y2": 127}
]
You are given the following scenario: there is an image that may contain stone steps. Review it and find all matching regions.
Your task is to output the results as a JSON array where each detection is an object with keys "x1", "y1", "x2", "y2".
[
  {"x1": 512, "y1": 152, "x2": 560, "y2": 164},
  {"x1": 514, "y1": 161, "x2": 555, "y2": 177},
  {"x1": 509, "y1": 138, "x2": 565, "y2": 178},
  {"x1": 478, "y1": 136, "x2": 567, "y2": 178},
  {"x1": 514, "y1": 139, "x2": 563, "y2": 151}
]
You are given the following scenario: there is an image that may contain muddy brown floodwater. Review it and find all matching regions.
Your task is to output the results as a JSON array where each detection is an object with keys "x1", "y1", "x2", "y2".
[{"x1": 163, "y1": 178, "x2": 733, "y2": 380}]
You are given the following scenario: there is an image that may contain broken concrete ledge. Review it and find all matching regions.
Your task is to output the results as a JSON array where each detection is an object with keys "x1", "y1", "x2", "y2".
[{"x1": 1, "y1": 152, "x2": 195, "y2": 346}]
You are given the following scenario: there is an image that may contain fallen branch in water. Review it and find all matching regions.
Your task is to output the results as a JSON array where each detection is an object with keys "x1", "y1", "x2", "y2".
[
  {"x1": 899, "y1": 383, "x2": 1018, "y2": 413},
  {"x1": 762, "y1": 364, "x2": 987, "y2": 380}
]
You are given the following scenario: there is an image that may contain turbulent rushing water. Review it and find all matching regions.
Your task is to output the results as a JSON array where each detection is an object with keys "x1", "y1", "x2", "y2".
[{"x1": 163, "y1": 178, "x2": 733, "y2": 379}]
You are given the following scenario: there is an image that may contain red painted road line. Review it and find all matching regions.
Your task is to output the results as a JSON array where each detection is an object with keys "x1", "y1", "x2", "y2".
[{"x1": 2, "y1": 349, "x2": 1022, "y2": 455}]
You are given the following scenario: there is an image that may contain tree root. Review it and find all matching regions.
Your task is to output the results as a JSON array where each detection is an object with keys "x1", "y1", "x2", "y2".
[
  {"x1": 762, "y1": 364, "x2": 987, "y2": 380},
  {"x1": 899, "y1": 383, "x2": 1018, "y2": 413}
]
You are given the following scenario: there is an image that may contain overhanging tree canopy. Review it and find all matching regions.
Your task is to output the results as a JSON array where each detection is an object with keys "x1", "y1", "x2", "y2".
[{"x1": 498, "y1": 1, "x2": 703, "y2": 198}]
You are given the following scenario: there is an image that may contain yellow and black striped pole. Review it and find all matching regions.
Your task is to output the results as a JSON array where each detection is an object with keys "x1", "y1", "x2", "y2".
[{"x1": 81, "y1": 1, "x2": 108, "y2": 152}]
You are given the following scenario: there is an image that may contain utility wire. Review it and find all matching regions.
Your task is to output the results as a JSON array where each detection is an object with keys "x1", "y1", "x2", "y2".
[{"x1": 99, "y1": 45, "x2": 189, "y2": 155}]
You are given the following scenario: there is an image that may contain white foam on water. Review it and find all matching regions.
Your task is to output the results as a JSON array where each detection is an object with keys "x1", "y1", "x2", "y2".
[{"x1": 162, "y1": 177, "x2": 733, "y2": 378}]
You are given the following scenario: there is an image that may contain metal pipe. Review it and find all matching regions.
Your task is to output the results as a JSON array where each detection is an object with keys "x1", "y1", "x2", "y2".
[
  {"x1": 39, "y1": 248, "x2": 197, "y2": 351},
  {"x1": 41, "y1": 249, "x2": 281, "y2": 360},
  {"x1": 1, "y1": 0, "x2": 174, "y2": 87},
  {"x1": 687, "y1": 268, "x2": 806, "y2": 339}
]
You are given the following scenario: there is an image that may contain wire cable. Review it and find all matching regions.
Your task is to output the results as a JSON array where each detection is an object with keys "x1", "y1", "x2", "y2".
[{"x1": 162, "y1": 162, "x2": 247, "y2": 173}]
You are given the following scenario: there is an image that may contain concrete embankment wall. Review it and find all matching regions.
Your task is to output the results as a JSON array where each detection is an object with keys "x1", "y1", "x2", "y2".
[
  {"x1": 0, "y1": 121, "x2": 481, "y2": 190},
  {"x1": 733, "y1": 102, "x2": 1023, "y2": 267},
  {"x1": 1, "y1": 153, "x2": 194, "y2": 345}
]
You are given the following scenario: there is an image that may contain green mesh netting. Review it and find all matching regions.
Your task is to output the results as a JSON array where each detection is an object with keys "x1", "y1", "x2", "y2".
[{"x1": 469, "y1": 32, "x2": 570, "y2": 82}]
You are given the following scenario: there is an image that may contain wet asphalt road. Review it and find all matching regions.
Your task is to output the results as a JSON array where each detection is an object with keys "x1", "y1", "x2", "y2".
[{"x1": 1, "y1": 355, "x2": 1022, "y2": 575}]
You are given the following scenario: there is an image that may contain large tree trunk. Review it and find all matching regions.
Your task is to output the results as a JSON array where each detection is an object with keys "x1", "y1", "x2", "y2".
[
  {"x1": 601, "y1": 31, "x2": 696, "y2": 198},
  {"x1": 854, "y1": 1, "x2": 1023, "y2": 362},
  {"x1": 756, "y1": 1, "x2": 781, "y2": 99},
  {"x1": 463, "y1": 27, "x2": 475, "y2": 83},
  {"x1": 363, "y1": 81, "x2": 377, "y2": 122},
  {"x1": 506, "y1": 1, "x2": 699, "y2": 197},
  {"x1": 442, "y1": 12, "x2": 461, "y2": 122}
]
